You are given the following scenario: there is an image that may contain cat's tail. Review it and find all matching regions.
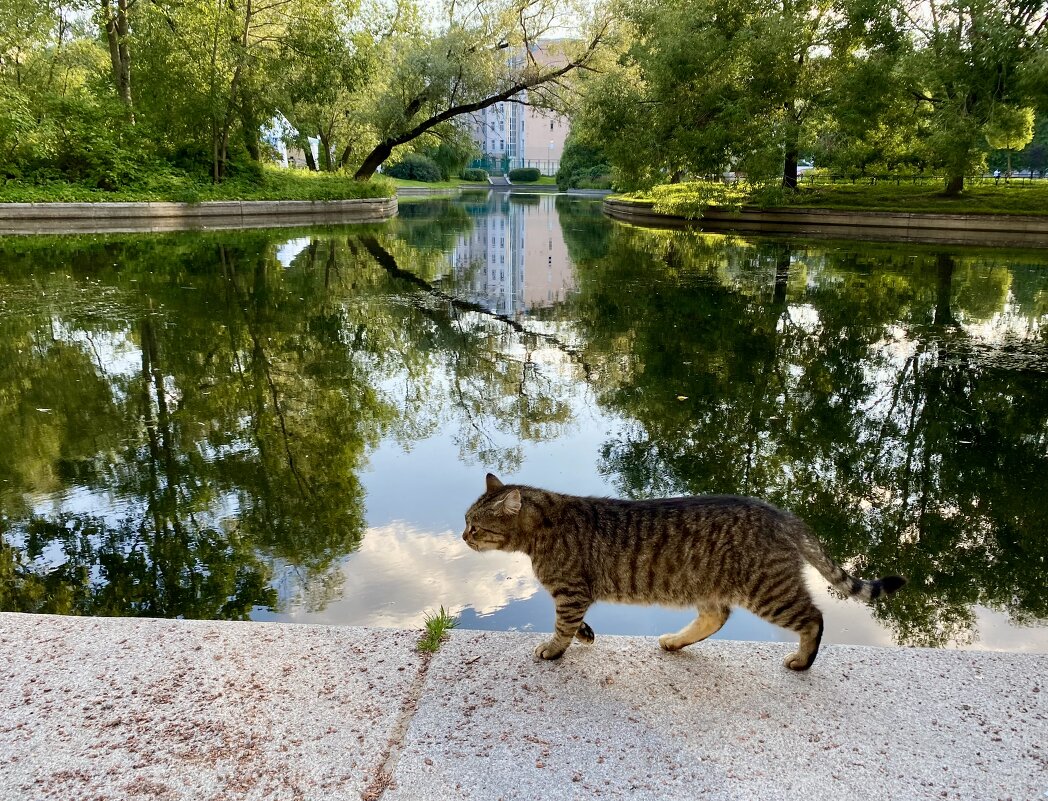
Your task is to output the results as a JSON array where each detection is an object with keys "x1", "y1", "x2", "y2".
[{"x1": 792, "y1": 523, "x2": 906, "y2": 602}]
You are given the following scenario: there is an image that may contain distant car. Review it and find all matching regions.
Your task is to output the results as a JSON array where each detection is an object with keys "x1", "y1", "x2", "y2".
[{"x1": 797, "y1": 161, "x2": 815, "y2": 173}]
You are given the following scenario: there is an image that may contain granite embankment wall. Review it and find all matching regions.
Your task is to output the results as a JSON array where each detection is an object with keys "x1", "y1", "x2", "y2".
[
  {"x1": 0, "y1": 197, "x2": 398, "y2": 234},
  {"x1": 604, "y1": 197, "x2": 1048, "y2": 248},
  {"x1": 0, "y1": 612, "x2": 1044, "y2": 801}
]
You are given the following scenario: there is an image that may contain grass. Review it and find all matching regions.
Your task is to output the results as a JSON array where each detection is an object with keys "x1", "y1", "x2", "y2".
[
  {"x1": 788, "y1": 181, "x2": 1048, "y2": 215},
  {"x1": 390, "y1": 175, "x2": 557, "y2": 189},
  {"x1": 0, "y1": 166, "x2": 396, "y2": 203},
  {"x1": 417, "y1": 606, "x2": 458, "y2": 653},
  {"x1": 389, "y1": 177, "x2": 491, "y2": 189},
  {"x1": 614, "y1": 179, "x2": 1048, "y2": 218}
]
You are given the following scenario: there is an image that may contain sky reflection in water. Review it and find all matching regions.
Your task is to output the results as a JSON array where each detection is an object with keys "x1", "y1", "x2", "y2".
[{"x1": 1, "y1": 192, "x2": 1047, "y2": 652}]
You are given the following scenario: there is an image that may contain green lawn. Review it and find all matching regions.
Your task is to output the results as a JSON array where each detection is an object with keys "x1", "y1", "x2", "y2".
[
  {"x1": 390, "y1": 177, "x2": 488, "y2": 189},
  {"x1": 0, "y1": 167, "x2": 395, "y2": 203},
  {"x1": 789, "y1": 181, "x2": 1048, "y2": 216},
  {"x1": 390, "y1": 175, "x2": 557, "y2": 188},
  {"x1": 617, "y1": 180, "x2": 1048, "y2": 218}
]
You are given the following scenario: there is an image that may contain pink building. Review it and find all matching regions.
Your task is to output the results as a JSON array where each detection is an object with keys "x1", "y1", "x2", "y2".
[{"x1": 464, "y1": 43, "x2": 570, "y2": 176}]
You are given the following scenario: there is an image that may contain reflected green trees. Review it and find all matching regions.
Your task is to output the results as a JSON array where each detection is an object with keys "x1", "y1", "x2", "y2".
[
  {"x1": 2, "y1": 201, "x2": 1047, "y2": 649},
  {"x1": 558, "y1": 215, "x2": 1048, "y2": 647},
  {"x1": 0, "y1": 210, "x2": 574, "y2": 618}
]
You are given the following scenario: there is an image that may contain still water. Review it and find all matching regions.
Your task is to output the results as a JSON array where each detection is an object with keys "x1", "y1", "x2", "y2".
[{"x1": 2, "y1": 193, "x2": 1047, "y2": 652}]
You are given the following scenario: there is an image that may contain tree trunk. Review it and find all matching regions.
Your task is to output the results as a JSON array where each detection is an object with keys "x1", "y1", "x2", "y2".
[
  {"x1": 354, "y1": 142, "x2": 394, "y2": 180},
  {"x1": 240, "y1": 92, "x2": 261, "y2": 164},
  {"x1": 944, "y1": 173, "x2": 964, "y2": 195},
  {"x1": 101, "y1": 0, "x2": 133, "y2": 116},
  {"x1": 337, "y1": 143, "x2": 354, "y2": 170},
  {"x1": 299, "y1": 137, "x2": 318, "y2": 171},
  {"x1": 318, "y1": 131, "x2": 332, "y2": 171}
]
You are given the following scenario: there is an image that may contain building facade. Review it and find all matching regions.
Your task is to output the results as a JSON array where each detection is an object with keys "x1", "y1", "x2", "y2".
[{"x1": 464, "y1": 44, "x2": 570, "y2": 176}]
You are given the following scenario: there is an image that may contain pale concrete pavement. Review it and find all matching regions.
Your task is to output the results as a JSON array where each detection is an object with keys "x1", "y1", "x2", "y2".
[{"x1": 1, "y1": 613, "x2": 1044, "y2": 800}]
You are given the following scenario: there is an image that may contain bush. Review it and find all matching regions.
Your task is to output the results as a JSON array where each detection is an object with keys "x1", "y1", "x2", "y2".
[
  {"x1": 461, "y1": 168, "x2": 489, "y2": 182},
  {"x1": 556, "y1": 137, "x2": 612, "y2": 191},
  {"x1": 385, "y1": 153, "x2": 442, "y2": 183},
  {"x1": 508, "y1": 167, "x2": 541, "y2": 183}
]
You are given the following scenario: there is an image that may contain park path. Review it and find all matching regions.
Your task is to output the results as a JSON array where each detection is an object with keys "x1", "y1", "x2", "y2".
[{"x1": 1, "y1": 612, "x2": 1044, "y2": 800}]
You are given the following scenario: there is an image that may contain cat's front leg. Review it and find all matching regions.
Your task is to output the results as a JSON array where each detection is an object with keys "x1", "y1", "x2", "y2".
[{"x1": 535, "y1": 594, "x2": 592, "y2": 660}]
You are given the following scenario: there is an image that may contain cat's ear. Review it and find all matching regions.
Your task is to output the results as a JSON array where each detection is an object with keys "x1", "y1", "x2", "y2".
[
  {"x1": 502, "y1": 489, "x2": 522, "y2": 515},
  {"x1": 485, "y1": 473, "x2": 504, "y2": 492}
]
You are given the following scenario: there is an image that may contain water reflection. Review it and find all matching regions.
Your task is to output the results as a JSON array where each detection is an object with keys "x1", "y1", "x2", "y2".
[{"x1": 1, "y1": 195, "x2": 1046, "y2": 652}]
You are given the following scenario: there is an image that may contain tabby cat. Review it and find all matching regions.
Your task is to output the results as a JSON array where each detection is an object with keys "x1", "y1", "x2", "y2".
[{"x1": 463, "y1": 474, "x2": 905, "y2": 671}]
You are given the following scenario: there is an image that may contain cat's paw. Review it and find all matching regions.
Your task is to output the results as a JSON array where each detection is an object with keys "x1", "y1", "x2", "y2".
[
  {"x1": 658, "y1": 634, "x2": 683, "y2": 651},
  {"x1": 533, "y1": 640, "x2": 566, "y2": 660},
  {"x1": 783, "y1": 652, "x2": 813, "y2": 671},
  {"x1": 575, "y1": 622, "x2": 595, "y2": 644}
]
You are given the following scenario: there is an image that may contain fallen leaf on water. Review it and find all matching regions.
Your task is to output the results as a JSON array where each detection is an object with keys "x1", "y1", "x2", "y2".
[{"x1": 676, "y1": 395, "x2": 688, "y2": 401}]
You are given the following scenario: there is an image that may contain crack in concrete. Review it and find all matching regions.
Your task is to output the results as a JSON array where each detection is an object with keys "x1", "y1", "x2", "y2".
[{"x1": 360, "y1": 650, "x2": 435, "y2": 800}]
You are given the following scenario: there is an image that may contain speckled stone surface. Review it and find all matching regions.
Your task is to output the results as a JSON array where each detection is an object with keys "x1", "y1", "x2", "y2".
[
  {"x1": 389, "y1": 631, "x2": 1047, "y2": 801},
  {"x1": 0, "y1": 613, "x2": 422, "y2": 801},
  {"x1": 1, "y1": 615, "x2": 1045, "y2": 801}
]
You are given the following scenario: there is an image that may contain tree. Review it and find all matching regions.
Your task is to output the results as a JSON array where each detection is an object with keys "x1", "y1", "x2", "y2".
[
  {"x1": 275, "y1": 0, "x2": 389, "y2": 171},
  {"x1": 985, "y1": 106, "x2": 1035, "y2": 175},
  {"x1": 901, "y1": 0, "x2": 1048, "y2": 194},
  {"x1": 352, "y1": 0, "x2": 612, "y2": 179},
  {"x1": 571, "y1": 0, "x2": 903, "y2": 189}
]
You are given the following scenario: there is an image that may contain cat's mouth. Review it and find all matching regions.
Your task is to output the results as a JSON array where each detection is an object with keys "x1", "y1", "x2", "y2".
[{"x1": 462, "y1": 530, "x2": 498, "y2": 551}]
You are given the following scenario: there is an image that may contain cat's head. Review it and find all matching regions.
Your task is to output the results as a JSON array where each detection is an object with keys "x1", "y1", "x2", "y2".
[{"x1": 463, "y1": 473, "x2": 525, "y2": 552}]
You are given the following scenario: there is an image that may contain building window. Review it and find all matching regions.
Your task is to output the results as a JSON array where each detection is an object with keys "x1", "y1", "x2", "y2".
[{"x1": 550, "y1": 121, "x2": 554, "y2": 131}]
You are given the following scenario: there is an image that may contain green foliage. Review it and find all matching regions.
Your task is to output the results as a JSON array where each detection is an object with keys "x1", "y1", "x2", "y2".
[
  {"x1": 556, "y1": 136, "x2": 612, "y2": 190},
  {"x1": 417, "y1": 606, "x2": 458, "y2": 652},
  {"x1": 508, "y1": 167, "x2": 541, "y2": 183},
  {"x1": 385, "y1": 153, "x2": 443, "y2": 183},
  {"x1": 0, "y1": 167, "x2": 394, "y2": 202},
  {"x1": 461, "y1": 168, "x2": 489, "y2": 182},
  {"x1": 619, "y1": 181, "x2": 751, "y2": 218},
  {"x1": 621, "y1": 179, "x2": 1048, "y2": 217},
  {"x1": 424, "y1": 133, "x2": 480, "y2": 180}
]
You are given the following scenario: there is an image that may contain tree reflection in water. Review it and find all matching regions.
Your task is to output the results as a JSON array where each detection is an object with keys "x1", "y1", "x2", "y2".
[
  {"x1": 559, "y1": 212, "x2": 1048, "y2": 648},
  {"x1": 1, "y1": 198, "x2": 1046, "y2": 650}
]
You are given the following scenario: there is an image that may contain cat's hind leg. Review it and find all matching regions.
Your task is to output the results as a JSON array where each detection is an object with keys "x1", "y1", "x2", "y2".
[
  {"x1": 747, "y1": 590, "x2": 824, "y2": 671},
  {"x1": 658, "y1": 604, "x2": 731, "y2": 651},
  {"x1": 575, "y1": 621, "x2": 595, "y2": 644}
]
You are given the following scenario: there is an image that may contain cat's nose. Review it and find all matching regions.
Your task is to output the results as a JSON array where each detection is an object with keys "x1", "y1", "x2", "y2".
[{"x1": 462, "y1": 529, "x2": 470, "y2": 542}]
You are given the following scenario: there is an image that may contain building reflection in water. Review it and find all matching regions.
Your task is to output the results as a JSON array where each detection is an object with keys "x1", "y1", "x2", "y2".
[{"x1": 450, "y1": 193, "x2": 574, "y2": 317}]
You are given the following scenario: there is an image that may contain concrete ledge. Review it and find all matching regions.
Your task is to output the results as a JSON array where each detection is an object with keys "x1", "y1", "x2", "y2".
[
  {"x1": 1, "y1": 613, "x2": 1044, "y2": 800},
  {"x1": 0, "y1": 197, "x2": 397, "y2": 235},
  {"x1": 604, "y1": 197, "x2": 1048, "y2": 248}
]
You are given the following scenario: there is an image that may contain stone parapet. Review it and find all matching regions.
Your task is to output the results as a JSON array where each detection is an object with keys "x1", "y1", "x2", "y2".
[
  {"x1": 0, "y1": 197, "x2": 398, "y2": 234},
  {"x1": 604, "y1": 197, "x2": 1048, "y2": 248},
  {"x1": 0, "y1": 612, "x2": 1044, "y2": 800}
]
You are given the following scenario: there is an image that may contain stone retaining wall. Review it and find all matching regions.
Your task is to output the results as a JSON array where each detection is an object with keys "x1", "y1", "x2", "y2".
[
  {"x1": 604, "y1": 197, "x2": 1048, "y2": 248},
  {"x1": 0, "y1": 197, "x2": 397, "y2": 234}
]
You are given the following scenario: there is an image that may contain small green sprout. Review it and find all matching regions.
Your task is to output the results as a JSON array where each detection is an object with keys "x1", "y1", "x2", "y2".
[{"x1": 418, "y1": 606, "x2": 458, "y2": 652}]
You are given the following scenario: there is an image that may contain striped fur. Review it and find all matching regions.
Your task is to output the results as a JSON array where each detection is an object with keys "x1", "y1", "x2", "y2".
[{"x1": 463, "y1": 474, "x2": 905, "y2": 671}]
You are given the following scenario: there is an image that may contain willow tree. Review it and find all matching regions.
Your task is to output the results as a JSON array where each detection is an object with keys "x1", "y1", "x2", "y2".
[{"x1": 352, "y1": 0, "x2": 612, "y2": 179}]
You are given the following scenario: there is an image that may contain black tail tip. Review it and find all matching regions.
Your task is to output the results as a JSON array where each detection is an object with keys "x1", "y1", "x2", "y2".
[{"x1": 880, "y1": 575, "x2": 907, "y2": 595}]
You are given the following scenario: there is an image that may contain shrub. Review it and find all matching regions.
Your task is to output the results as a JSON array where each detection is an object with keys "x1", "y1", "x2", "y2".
[
  {"x1": 557, "y1": 137, "x2": 612, "y2": 191},
  {"x1": 461, "y1": 168, "x2": 489, "y2": 182},
  {"x1": 385, "y1": 153, "x2": 442, "y2": 183},
  {"x1": 508, "y1": 167, "x2": 541, "y2": 183},
  {"x1": 620, "y1": 181, "x2": 748, "y2": 219}
]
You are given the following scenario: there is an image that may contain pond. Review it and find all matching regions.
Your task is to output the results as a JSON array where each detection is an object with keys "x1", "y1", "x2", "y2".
[{"x1": 2, "y1": 192, "x2": 1047, "y2": 653}]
